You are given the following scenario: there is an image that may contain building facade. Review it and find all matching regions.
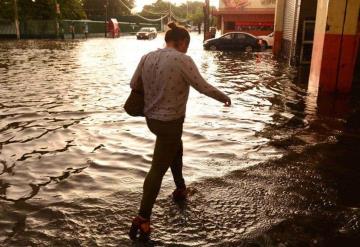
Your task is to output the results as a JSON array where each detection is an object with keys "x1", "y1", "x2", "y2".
[{"x1": 213, "y1": 0, "x2": 276, "y2": 36}]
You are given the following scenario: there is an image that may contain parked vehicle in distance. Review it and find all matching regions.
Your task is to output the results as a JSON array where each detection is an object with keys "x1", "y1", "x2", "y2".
[
  {"x1": 136, "y1": 27, "x2": 157, "y2": 40},
  {"x1": 203, "y1": 32, "x2": 264, "y2": 52},
  {"x1": 190, "y1": 26, "x2": 198, "y2": 32},
  {"x1": 258, "y1": 32, "x2": 274, "y2": 48}
]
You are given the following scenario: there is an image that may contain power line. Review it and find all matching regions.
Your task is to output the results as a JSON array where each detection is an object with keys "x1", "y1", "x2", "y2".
[
  {"x1": 170, "y1": 10, "x2": 189, "y2": 23},
  {"x1": 142, "y1": 8, "x2": 168, "y2": 16},
  {"x1": 117, "y1": 0, "x2": 169, "y2": 22}
]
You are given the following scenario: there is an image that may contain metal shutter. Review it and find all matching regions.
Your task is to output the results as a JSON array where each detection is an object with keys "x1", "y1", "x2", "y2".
[
  {"x1": 283, "y1": 0, "x2": 301, "y2": 63},
  {"x1": 283, "y1": 0, "x2": 296, "y2": 41}
]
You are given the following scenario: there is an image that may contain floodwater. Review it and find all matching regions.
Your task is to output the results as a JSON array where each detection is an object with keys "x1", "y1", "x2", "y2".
[{"x1": 1, "y1": 33, "x2": 360, "y2": 246}]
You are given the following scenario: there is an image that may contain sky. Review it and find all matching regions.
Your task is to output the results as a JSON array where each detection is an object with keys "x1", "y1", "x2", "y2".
[{"x1": 134, "y1": 0, "x2": 219, "y2": 12}]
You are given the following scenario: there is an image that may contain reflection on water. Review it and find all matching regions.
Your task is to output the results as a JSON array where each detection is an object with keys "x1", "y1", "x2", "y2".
[{"x1": 1, "y1": 34, "x2": 358, "y2": 246}]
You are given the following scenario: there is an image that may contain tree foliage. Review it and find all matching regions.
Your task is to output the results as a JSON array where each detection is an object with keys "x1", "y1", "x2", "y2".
[
  {"x1": 58, "y1": 0, "x2": 87, "y2": 19},
  {"x1": 0, "y1": 0, "x2": 206, "y2": 23},
  {"x1": 0, "y1": 0, "x2": 14, "y2": 20},
  {"x1": 140, "y1": 0, "x2": 207, "y2": 25},
  {"x1": 83, "y1": 0, "x2": 135, "y2": 20},
  {"x1": 0, "y1": 0, "x2": 136, "y2": 20},
  {"x1": 0, "y1": 0, "x2": 86, "y2": 20}
]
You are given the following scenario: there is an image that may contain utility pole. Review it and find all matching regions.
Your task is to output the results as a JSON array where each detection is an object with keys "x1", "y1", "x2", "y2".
[
  {"x1": 161, "y1": 15, "x2": 164, "y2": 32},
  {"x1": 186, "y1": 1, "x2": 189, "y2": 19},
  {"x1": 203, "y1": 0, "x2": 210, "y2": 41},
  {"x1": 54, "y1": 0, "x2": 60, "y2": 38},
  {"x1": 104, "y1": 0, "x2": 109, "y2": 37},
  {"x1": 13, "y1": 0, "x2": 20, "y2": 39}
]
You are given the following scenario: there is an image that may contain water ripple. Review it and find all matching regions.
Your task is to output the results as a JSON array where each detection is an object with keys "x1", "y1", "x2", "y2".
[{"x1": 0, "y1": 34, "x2": 341, "y2": 245}]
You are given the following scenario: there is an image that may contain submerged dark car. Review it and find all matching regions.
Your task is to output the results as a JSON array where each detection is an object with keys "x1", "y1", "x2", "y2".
[{"x1": 203, "y1": 32, "x2": 265, "y2": 52}]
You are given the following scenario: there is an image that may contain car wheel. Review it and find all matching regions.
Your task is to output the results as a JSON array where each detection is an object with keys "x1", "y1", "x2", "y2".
[
  {"x1": 245, "y1": 46, "x2": 253, "y2": 52},
  {"x1": 209, "y1": 45, "x2": 217, "y2": 51},
  {"x1": 261, "y1": 42, "x2": 268, "y2": 50}
]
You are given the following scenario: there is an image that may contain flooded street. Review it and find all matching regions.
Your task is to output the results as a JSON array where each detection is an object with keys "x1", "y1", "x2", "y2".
[{"x1": 1, "y1": 33, "x2": 360, "y2": 246}]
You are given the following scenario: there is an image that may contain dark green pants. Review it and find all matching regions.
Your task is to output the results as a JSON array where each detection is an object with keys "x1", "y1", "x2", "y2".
[{"x1": 139, "y1": 117, "x2": 185, "y2": 219}]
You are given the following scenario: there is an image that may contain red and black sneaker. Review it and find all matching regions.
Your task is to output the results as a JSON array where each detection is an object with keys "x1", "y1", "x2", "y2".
[
  {"x1": 129, "y1": 215, "x2": 151, "y2": 241},
  {"x1": 172, "y1": 186, "x2": 187, "y2": 202}
]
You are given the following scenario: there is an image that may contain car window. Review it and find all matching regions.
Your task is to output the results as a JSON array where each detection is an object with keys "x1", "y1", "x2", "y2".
[
  {"x1": 222, "y1": 34, "x2": 233, "y2": 40},
  {"x1": 246, "y1": 34, "x2": 255, "y2": 41},
  {"x1": 234, "y1": 33, "x2": 246, "y2": 40}
]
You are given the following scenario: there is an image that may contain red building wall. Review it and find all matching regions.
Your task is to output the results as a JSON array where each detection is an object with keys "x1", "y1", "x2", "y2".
[{"x1": 221, "y1": 13, "x2": 274, "y2": 36}]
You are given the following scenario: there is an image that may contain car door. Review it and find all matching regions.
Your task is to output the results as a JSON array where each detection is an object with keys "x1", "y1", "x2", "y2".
[
  {"x1": 219, "y1": 33, "x2": 235, "y2": 50},
  {"x1": 233, "y1": 33, "x2": 247, "y2": 50}
]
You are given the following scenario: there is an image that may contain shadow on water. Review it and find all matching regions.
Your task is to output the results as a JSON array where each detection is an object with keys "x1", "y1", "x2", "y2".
[{"x1": 241, "y1": 91, "x2": 360, "y2": 246}]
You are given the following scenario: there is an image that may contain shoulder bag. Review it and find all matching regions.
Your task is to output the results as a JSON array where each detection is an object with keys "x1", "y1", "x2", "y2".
[{"x1": 124, "y1": 77, "x2": 145, "y2": 117}]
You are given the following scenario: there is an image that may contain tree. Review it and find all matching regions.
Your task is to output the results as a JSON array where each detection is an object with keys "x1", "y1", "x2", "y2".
[
  {"x1": 0, "y1": 0, "x2": 86, "y2": 21},
  {"x1": 186, "y1": 1, "x2": 205, "y2": 26},
  {"x1": 58, "y1": 0, "x2": 87, "y2": 19},
  {"x1": 140, "y1": 0, "x2": 170, "y2": 17},
  {"x1": 139, "y1": 0, "x2": 206, "y2": 26},
  {"x1": 0, "y1": 0, "x2": 15, "y2": 20},
  {"x1": 83, "y1": 0, "x2": 135, "y2": 20}
]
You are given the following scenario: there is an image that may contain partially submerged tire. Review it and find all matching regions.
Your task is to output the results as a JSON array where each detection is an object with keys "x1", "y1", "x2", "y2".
[
  {"x1": 261, "y1": 42, "x2": 268, "y2": 51},
  {"x1": 245, "y1": 46, "x2": 253, "y2": 52},
  {"x1": 209, "y1": 45, "x2": 217, "y2": 51}
]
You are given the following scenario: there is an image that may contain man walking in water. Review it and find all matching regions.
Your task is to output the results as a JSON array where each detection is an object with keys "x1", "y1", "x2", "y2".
[
  {"x1": 128, "y1": 22, "x2": 231, "y2": 241},
  {"x1": 70, "y1": 22, "x2": 75, "y2": 39}
]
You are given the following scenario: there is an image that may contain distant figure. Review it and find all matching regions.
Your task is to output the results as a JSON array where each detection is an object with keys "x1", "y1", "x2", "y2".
[
  {"x1": 59, "y1": 22, "x2": 65, "y2": 40},
  {"x1": 83, "y1": 22, "x2": 88, "y2": 39},
  {"x1": 70, "y1": 22, "x2": 75, "y2": 39},
  {"x1": 128, "y1": 22, "x2": 231, "y2": 241},
  {"x1": 210, "y1": 26, "x2": 216, "y2": 38}
]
